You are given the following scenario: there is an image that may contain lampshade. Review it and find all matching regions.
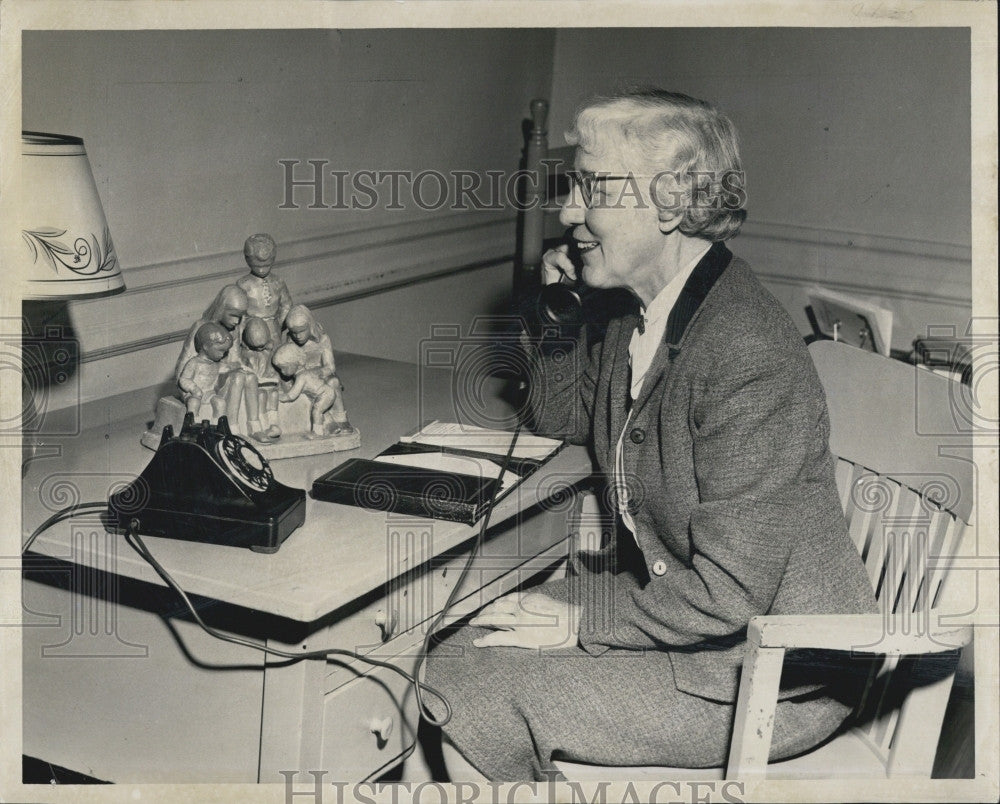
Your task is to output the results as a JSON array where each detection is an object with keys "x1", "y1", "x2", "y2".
[{"x1": 18, "y1": 132, "x2": 125, "y2": 299}]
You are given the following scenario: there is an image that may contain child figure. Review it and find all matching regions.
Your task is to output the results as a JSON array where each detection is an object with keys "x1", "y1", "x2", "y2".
[
  {"x1": 272, "y1": 343, "x2": 354, "y2": 438},
  {"x1": 241, "y1": 316, "x2": 281, "y2": 439},
  {"x1": 177, "y1": 322, "x2": 236, "y2": 419},
  {"x1": 237, "y1": 233, "x2": 293, "y2": 347},
  {"x1": 173, "y1": 284, "x2": 269, "y2": 442}
]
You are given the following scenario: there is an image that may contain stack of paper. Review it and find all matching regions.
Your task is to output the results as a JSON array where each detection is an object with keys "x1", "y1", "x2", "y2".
[
  {"x1": 400, "y1": 420, "x2": 562, "y2": 461},
  {"x1": 807, "y1": 286, "x2": 894, "y2": 356}
]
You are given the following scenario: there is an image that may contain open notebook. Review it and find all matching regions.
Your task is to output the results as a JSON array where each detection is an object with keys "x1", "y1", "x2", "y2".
[{"x1": 310, "y1": 421, "x2": 563, "y2": 524}]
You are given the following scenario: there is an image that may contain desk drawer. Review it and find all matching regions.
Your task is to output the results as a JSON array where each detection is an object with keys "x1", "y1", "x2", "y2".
[
  {"x1": 319, "y1": 656, "x2": 416, "y2": 781},
  {"x1": 319, "y1": 500, "x2": 578, "y2": 663},
  {"x1": 316, "y1": 533, "x2": 570, "y2": 781}
]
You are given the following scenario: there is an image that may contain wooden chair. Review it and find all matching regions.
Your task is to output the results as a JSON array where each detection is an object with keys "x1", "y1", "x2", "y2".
[
  {"x1": 515, "y1": 98, "x2": 574, "y2": 300},
  {"x1": 557, "y1": 339, "x2": 975, "y2": 780}
]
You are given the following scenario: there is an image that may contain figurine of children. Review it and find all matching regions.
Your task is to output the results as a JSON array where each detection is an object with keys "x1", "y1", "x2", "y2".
[
  {"x1": 237, "y1": 233, "x2": 293, "y2": 348},
  {"x1": 272, "y1": 343, "x2": 354, "y2": 438},
  {"x1": 177, "y1": 322, "x2": 236, "y2": 419},
  {"x1": 241, "y1": 316, "x2": 281, "y2": 439},
  {"x1": 283, "y1": 304, "x2": 336, "y2": 380},
  {"x1": 175, "y1": 284, "x2": 249, "y2": 379},
  {"x1": 175, "y1": 284, "x2": 268, "y2": 442}
]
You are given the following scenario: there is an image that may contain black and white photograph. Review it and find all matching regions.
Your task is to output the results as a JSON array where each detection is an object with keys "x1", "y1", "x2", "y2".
[{"x1": 2, "y1": 2, "x2": 996, "y2": 802}]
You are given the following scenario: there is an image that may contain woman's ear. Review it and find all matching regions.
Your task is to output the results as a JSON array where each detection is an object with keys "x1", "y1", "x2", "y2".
[
  {"x1": 657, "y1": 205, "x2": 684, "y2": 234},
  {"x1": 651, "y1": 172, "x2": 686, "y2": 233}
]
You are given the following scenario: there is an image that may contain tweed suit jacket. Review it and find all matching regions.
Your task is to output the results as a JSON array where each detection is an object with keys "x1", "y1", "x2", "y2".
[{"x1": 530, "y1": 242, "x2": 876, "y2": 703}]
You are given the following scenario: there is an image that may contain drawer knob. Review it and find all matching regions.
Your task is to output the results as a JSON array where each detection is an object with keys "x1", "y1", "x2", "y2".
[
  {"x1": 369, "y1": 715, "x2": 394, "y2": 742},
  {"x1": 374, "y1": 608, "x2": 398, "y2": 641}
]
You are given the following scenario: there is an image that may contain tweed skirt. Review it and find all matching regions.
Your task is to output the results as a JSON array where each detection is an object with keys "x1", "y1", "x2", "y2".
[{"x1": 423, "y1": 579, "x2": 855, "y2": 781}]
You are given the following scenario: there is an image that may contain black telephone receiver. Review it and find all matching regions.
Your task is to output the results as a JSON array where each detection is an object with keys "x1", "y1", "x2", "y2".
[
  {"x1": 536, "y1": 230, "x2": 594, "y2": 330},
  {"x1": 109, "y1": 414, "x2": 306, "y2": 553}
]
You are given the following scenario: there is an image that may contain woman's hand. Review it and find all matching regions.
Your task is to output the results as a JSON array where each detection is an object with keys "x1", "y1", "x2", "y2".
[
  {"x1": 541, "y1": 244, "x2": 577, "y2": 286},
  {"x1": 469, "y1": 591, "x2": 580, "y2": 650}
]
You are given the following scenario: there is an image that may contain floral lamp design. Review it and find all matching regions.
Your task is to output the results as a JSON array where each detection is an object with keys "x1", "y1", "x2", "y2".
[
  {"x1": 19, "y1": 132, "x2": 125, "y2": 299},
  {"x1": 14, "y1": 132, "x2": 125, "y2": 475}
]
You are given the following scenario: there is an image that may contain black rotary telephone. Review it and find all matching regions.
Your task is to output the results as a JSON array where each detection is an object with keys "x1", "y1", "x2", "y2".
[{"x1": 109, "y1": 414, "x2": 306, "y2": 553}]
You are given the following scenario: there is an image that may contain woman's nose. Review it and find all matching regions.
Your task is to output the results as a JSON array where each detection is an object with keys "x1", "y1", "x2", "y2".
[{"x1": 559, "y1": 183, "x2": 586, "y2": 227}]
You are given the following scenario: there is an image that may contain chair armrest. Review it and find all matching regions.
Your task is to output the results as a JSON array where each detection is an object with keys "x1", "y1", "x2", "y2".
[
  {"x1": 728, "y1": 614, "x2": 972, "y2": 779},
  {"x1": 749, "y1": 614, "x2": 972, "y2": 654}
]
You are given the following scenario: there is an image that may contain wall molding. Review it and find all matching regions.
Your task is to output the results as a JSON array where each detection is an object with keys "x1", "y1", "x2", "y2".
[
  {"x1": 70, "y1": 210, "x2": 518, "y2": 363},
  {"x1": 735, "y1": 219, "x2": 972, "y2": 349},
  {"x1": 741, "y1": 219, "x2": 971, "y2": 265},
  {"x1": 737, "y1": 218, "x2": 972, "y2": 304},
  {"x1": 68, "y1": 213, "x2": 972, "y2": 363},
  {"x1": 754, "y1": 270, "x2": 967, "y2": 308}
]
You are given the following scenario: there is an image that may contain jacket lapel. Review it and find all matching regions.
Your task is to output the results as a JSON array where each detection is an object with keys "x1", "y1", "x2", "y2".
[
  {"x1": 607, "y1": 310, "x2": 640, "y2": 441},
  {"x1": 630, "y1": 241, "x2": 733, "y2": 415}
]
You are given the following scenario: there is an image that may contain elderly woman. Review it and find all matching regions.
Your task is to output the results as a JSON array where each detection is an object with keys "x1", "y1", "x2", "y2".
[{"x1": 423, "y1": 89, "x2": 876, "y2": 781}]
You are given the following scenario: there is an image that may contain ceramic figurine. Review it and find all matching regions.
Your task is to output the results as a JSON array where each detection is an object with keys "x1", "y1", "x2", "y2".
[
  {"x1": 141, "y1": 240, "x2": 359, "y2": 457},
  {"x1": 174, "y1": 284, "x2": 268, "y2": 442},
  {"x1": 177, "y1": 322, "x2": 236, "y2": 418},
  {"x1": 241, "y1": 316, "x2": 282, "y2": 439},
  {"x1": 273, "y1": 342, "x2": 355, "y2": 437},
  {"x1": 237, "y1": 233, "x2": 293, "y2": 348},
  {"x1": 283, "y1": 304, "x2": 336, "y2": 378},
  {"x1": 174, "y1": 284, "x2": 247, "y2": 377}
]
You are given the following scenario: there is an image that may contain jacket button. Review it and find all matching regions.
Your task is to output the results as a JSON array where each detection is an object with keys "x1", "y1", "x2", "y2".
[
  {"x1": 629, "y1": 427, "x2": 646, "y2": 444},
  {"x1": 651, "y1": 560, "x2": 667, "y2": 576}
]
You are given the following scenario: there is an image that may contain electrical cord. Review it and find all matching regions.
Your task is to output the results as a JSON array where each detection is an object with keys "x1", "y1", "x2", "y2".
[
  {"x1": 121, "y1": 521, "x2": 453, "y2": 723},
  {"x1": 359, "y1": 421, "x2": 523, "y2": 785},
  {"x1": 22, "y1": 501, "x2": 109, "y2": 555},
  {"x1": 410, "y1": 422, "x2": 522, "y2": 724},
  {"x1": 23, "y1": 424, "x2": 525, "y2": 784},
  {"x1": 23, "y1": 501, "x2": 452, "y2": 723}
]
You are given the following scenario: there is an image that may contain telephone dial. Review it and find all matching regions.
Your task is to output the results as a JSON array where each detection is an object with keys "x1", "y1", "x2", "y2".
[{"x1": 109, "y1": 414, "x2": 306, "y2": 553}]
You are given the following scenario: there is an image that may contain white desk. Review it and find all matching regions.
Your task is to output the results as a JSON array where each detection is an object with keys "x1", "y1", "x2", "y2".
[{"x1": 22, "y1": 353, "x2": 593, "y2": 783}]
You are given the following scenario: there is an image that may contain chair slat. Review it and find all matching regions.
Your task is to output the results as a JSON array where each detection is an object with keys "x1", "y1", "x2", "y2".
[
  {"x1": 834, "y1": 458, "x2": 854, "y2": 512},
  {"x1": 886, "y1": 659, "x2": 961, "y2": 777},
  {"x1": 930, "y1": 515, "x2": 968, "y2": 610},
  {"x1": 866, "y1": 657, "x2": 903, "y2": 753},
  {"x1": 915, "y1": 509, "x2": 952, "y2": 613},
  {"x1": 852, "y1": 657, "x2": 887, "y2": 748},
  {"x1": 884, "y1": 488, "x2": 924, "y2": 616},
  {"x1": 854, "y1": 470, "x2": 901, "y2": 609},
  {"x1": 846, "y1": 470, "x2": 903, "y2": 602}
]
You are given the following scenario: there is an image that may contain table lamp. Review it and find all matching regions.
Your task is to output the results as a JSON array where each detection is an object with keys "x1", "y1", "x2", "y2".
[
  {"x1": 13, "y1": 132, "x2": 126, "y2": 473},
  {"x1": 19, "y1": 132, "x2": 125, "y2": 299}
]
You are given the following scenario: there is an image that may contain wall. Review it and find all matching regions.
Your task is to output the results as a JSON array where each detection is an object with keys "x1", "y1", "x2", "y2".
[
  {"x1": 20, "y1": 28, "x2": 555, "y2": 411},
  {"x1": 548, "y1": 27, "x2": 972, "y2": 350},
  {"x1": 21, "y1": 27, "x2": 975, "y2": 413}
]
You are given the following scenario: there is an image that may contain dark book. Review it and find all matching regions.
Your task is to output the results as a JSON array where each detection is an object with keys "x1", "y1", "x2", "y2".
[
  {"x1": 310, "y1": 457, "x2": 504, "y2": 525},
  {"x1": 312, "y1": 422, "x2": 563, "y2": 524}
]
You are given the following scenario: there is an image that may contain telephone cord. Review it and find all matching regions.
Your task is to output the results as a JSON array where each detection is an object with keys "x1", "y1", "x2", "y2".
[
  {"x1": 23, "y1": 422, "x2": 524, "y2": 782},
  {"x1": 22, "y1": 503, "x2": 452, "y2": 726},
  {"x1": 21, "y1": 501, "x2": 110, "y2": 555},
  {"x1": 120, "y1": 520, "x2": 453, "y2": 726},
  {"x1": 357, "y1": 421, "x2": 523, "y2": 785},
  {"x1": 409, "y1": 422, "x2": 522, "y2": 726}
]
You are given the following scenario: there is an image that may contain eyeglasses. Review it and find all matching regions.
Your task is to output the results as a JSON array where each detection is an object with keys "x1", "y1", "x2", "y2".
[{"x1": 565, "y1": 170, "x2": 654, "y2": 208}]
